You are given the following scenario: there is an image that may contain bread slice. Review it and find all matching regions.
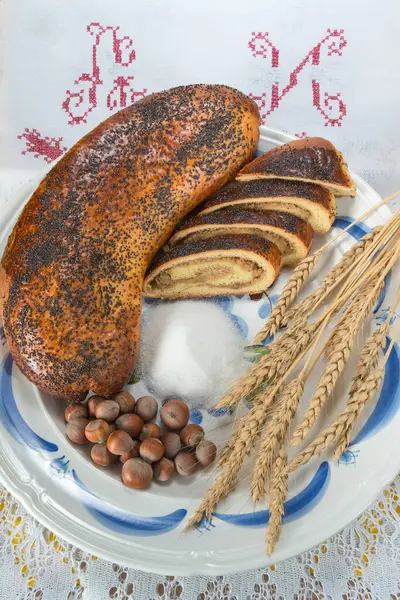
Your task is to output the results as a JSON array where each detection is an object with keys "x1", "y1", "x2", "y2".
[
  {"x1": 200, "y1": 179, "x2": 336, "y2": 232},
  {"x1": 144, "y1": 235, "x2": 282, "y2": 299},
  {"x1": 237, "y1": 137, "x2": 356, "y2": 197},
  {"x1": 168, "y1": 208, "x2": 313, "y2": 266}
]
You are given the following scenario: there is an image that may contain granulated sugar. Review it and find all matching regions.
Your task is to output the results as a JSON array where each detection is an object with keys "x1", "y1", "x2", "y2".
[{"x1": 138, "y1": 301, "x2": 247, "y2": 408}]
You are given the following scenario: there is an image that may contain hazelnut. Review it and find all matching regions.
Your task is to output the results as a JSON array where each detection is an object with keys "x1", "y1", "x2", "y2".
[
  {"x1": 140, "y1": 423, "x2": 161, "y2": 440},
  {"x1": 139, "y1": 438, "x2": 164, "y2": 463},
  {"x1": 180, "y1": 424, "x2": 204, "y2": 448},
  {"x1": 174, "y1": 451, "x2": 197, "y2": 476},
  {"x1": 160, "y1": 432, "x2": 181, "y2": 458},
  {"x1": 66, "y1": 418, "x2": 89, "y2": 444},
  {"x1": 195, "y1": 440, "x2": 217, "y2": 467},
  {"x1": 95, "y1": 400, "x2": 120, "y2": 423},
  {"x1": 153, "y1": 457, "x2": 175, "y2": 482},
  {"x1": 115, "y1": 413, "x2": 143, "y2": 438},
  {"x1": 87, "y1": 395, "x2": 104, "y2": 418},
  {"x1": 114, "y1": 391, "x2": 136, "y2": 414},
  {"x1": 135, "y1": 396, "x2": 158, "y2": 422},
  {"x1": 106, "y1": 430, "x2": 134, "y2": 455},
  {"x1": 91, "y1": 444, "x2": 117, "y2": 467},
  {"x1": 109, "y1": 423, "x2": 116, "y2": 434},
  {"x1": 160, "y1": 400, "x2": 189, "y2": 431},
  {"x1": 84, "y1": 419, "x2": 110, "y2": 443},
  {"x1": 64, "y1": 403, "x2": 88, "y2": 422},
  {"x1": 120, "y1": 440, "x2": 141, "y2": 463},
  {"x1": 122, "y1": 458, "x2": 153, "y2": 489}
]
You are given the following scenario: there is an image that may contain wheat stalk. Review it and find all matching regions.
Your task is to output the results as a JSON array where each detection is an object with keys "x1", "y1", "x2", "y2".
[
  {"x1": 287, "y1": 367, "x2": 385, "y2": 472},
  {"x1": 334, "y1": 368, "x2": 385, "y2": 459},
  {"x1": 255, "y1": 254, "x2": 320, "y2": 342},
  {"x1": 265, "y1": 445, "x2": 288, "y2": 555},
  {"x1": 325, "y1": 279, "x2": 385, "y2": 358},
  {"x1": 185, "y1": 388, "x2": 279, "y2": 529},
  {"x1": 218, "y1": 317, "x2": 316, "y2": 410},
  {"x1": 281, "y1": 227, "x2": 382, "y2": 328},
  {"x1": 251, "y1": 376, "x2": 304, "y2": 503},
  {"x1": 289, "y1": 277, "x2": 386, "y2": 447}
]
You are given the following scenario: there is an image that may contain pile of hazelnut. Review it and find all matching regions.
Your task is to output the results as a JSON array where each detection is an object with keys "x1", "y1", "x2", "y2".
[{"x1": 65, "y1": 392, "x2": 217, "y2": 489}]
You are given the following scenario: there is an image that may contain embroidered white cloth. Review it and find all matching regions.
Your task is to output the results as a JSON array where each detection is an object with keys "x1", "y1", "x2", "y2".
[{"x1": 0, "y1": 0, "x2": 400, "y2": 598}]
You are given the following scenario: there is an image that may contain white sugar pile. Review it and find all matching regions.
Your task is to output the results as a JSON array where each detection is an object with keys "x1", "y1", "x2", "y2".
[{"x1": 138, "y1": 301, "x2": 247, "y2": 408}]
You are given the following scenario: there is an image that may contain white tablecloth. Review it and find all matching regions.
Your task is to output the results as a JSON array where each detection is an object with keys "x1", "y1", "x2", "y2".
[{"x1": 1, "y1": 1, "x2": 400, "y2": 598}]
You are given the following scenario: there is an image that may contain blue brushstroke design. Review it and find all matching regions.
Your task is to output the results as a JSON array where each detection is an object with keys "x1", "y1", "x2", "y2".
[
  {"x1": 229, "y1": 314, "x2": 248, "y2": 339},
  {"x1": 189, "y1": 408, "x2": 203, "y2": 424},
  {"x1": 213, "y1": 462, "x2": 330, "y2": 527},
  {"x1": 333, "y1": 216, "x2": 371, "y2": 240},
  {"x1": 351, "y1": 339, "x2": 400, "y2": 446},
  {"x1": 72, "y1": 470, "x2": 186, "y2": 536},
  {"x1": 207, "y1": 407, "x2": 230, "y2": 417},
  {"x1": 50, "y1": 455, "x2": 70, "y2": 477},
  {"x1": 333, "y1": 216, "x2": 388, "y2": 312},
  {"x1": 0, "y1": 354, "x2": 58, "y2": 452}
]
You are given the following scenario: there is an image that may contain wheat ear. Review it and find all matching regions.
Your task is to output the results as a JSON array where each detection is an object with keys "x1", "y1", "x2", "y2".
[
  {"x1": 287, "y1": 367, "x2": 385, "y2": 472},
  {"x1": 254, "y1": 254, "x2": 320, "y2": 342},
  {"x1": 218, "y1": 316, "x2": 315, "y2": 410},
  {"x1": 265, "y1": 446, "x2": 288, "y2": 555},
  {"x1": 281, "y1": 227, "x2": 382, "y2": 328},
  {"x1": 289, "y1": 278, "x2": 385, "y2": 446},
  {"x1": 334, "y1": 368, "x2": 385, "y2": 459},
  {"x1": 185, "y1": 389, "x2": 278, "y2": 529},
  {"x1": 251, "y1": 376, "x2": 304, "y2": 503}
]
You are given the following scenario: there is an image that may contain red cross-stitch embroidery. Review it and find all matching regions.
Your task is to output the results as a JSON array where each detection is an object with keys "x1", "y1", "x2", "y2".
[
  {"x1": 63, "y1": 22, "x2": 147, "y2": 126},
  {"x1": 17, "y1": 128, "x2": 67, "y2": 163},
  {"x1": 248, "y1": 29, "x2": 347, "y2": 127}
]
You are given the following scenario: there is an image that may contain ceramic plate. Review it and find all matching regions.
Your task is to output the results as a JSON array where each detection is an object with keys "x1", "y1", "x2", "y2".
[{"x1": 0, "y1": 127, "x2": 398, "y2": 576}]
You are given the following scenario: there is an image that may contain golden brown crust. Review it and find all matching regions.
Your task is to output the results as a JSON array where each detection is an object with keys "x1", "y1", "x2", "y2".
[
  {"x1": 1, "y1": 84, "x2": 260, "y2": 400},
  {"x1": 144, "y1": 235, "x2": 282, "y2": 298},
  {"x1": 168, "y1": 208, "x2": 313, "y2": 265},
  {"x1": 237, "y1": 137, "x2": 356, "y2": 197},
  {"x1": 199, "y1": 179, "x2": 336, "y2": 232}
]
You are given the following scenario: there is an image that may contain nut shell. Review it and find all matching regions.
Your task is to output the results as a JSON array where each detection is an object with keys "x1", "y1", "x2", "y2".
[
  {"x1": 160, "y1": 400, "x2": 189, "y2": 431},
  {"x1": 180, "y1": 424, "x2": 204, "y2": 448},
  {"x1": 115, "y1": 413, "x2": 144, "y2": 438},
  {"x1": 87, "y1": 395, "x2": 104, "y2": 418},
  {"x1": 66, "y1": 418, "x2": 89, "y2": 444},
  {"x1": 114, "y1": 391, "x2": 136, "y2": 414},
  {"x1": 91, "y1": 444, "x2": 116, "y2": 467},
  {"x1": 153, "y1": 457, "x2": 175, "y2": 482},
  {"x1": 139, "y1": 438, "x2": 164, "y2": 463},
  {"x1": 64, "y1": 403, "x2": 88, "y2": 422},
  {"x1": 195, "y1": 440, "x2": 217, "y2": 467},
  {"x1": 95, "y1": 400, "x2": 120, "y2": 423},
  {"x1": 84, "y1": 419, "x2": 110, "y2": 443},
  {"x1": 140, "y1": 423, "x2": 161, "y2": 440},
  {"x1": 106, "y1": 430, "x2": 134, "y2": 455},
  {"x1": 174, "y1": 451, "x2": 197, "y2": 476},
  {"x1": 135, "y1": 396, "x2": 158, "y2": 422},
  {"x1": 122, "y1": 458, "x2": 153, "y2": 489},
  {"x1": 160, "y1": 432, "x2": 181, "y2": 458},
  {"x1": 120, "y1": 440, "x2": 141, "y2": 463}
]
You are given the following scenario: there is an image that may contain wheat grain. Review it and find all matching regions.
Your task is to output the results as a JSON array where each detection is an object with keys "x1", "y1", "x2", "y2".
[
  {"x1": 185, "y1": 389, "x2": 279, "y2": 529},
  {"x1": 287, "y1": 367, "x2": 385, "y2": 472},
  {"x1": 289, "y1": 275, "x2": 387, "y2": 446},
  {"x1": 334, "y1": 367, "x2": 384, "y2": 459},
  {"x1": 255, "y1": 254, "x2": 320, "y2": 342},
  {"x1": 325, "y1": 281, "x2": 385, "y2": 358},
  {"x1": 217, "y1": 387, "x2": 278, "y2": 468},
  {"x1": 281, "y1": 227, "x2": 382, "y2": 328},
  {"x1": 251, "y1": 377, "x2": 304, "y2": 503},
  {"x1": 265, "y1": 446, "x2": 288, "y2": 555},
  {"x1": 217, "y1": 317, "x2": 315, "y2": 410}
]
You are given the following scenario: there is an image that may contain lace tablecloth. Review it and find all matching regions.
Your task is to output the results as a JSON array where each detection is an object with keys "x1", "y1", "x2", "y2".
[{"x1": 1, "y1": 0, "x2": 400, "y2": 597}]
